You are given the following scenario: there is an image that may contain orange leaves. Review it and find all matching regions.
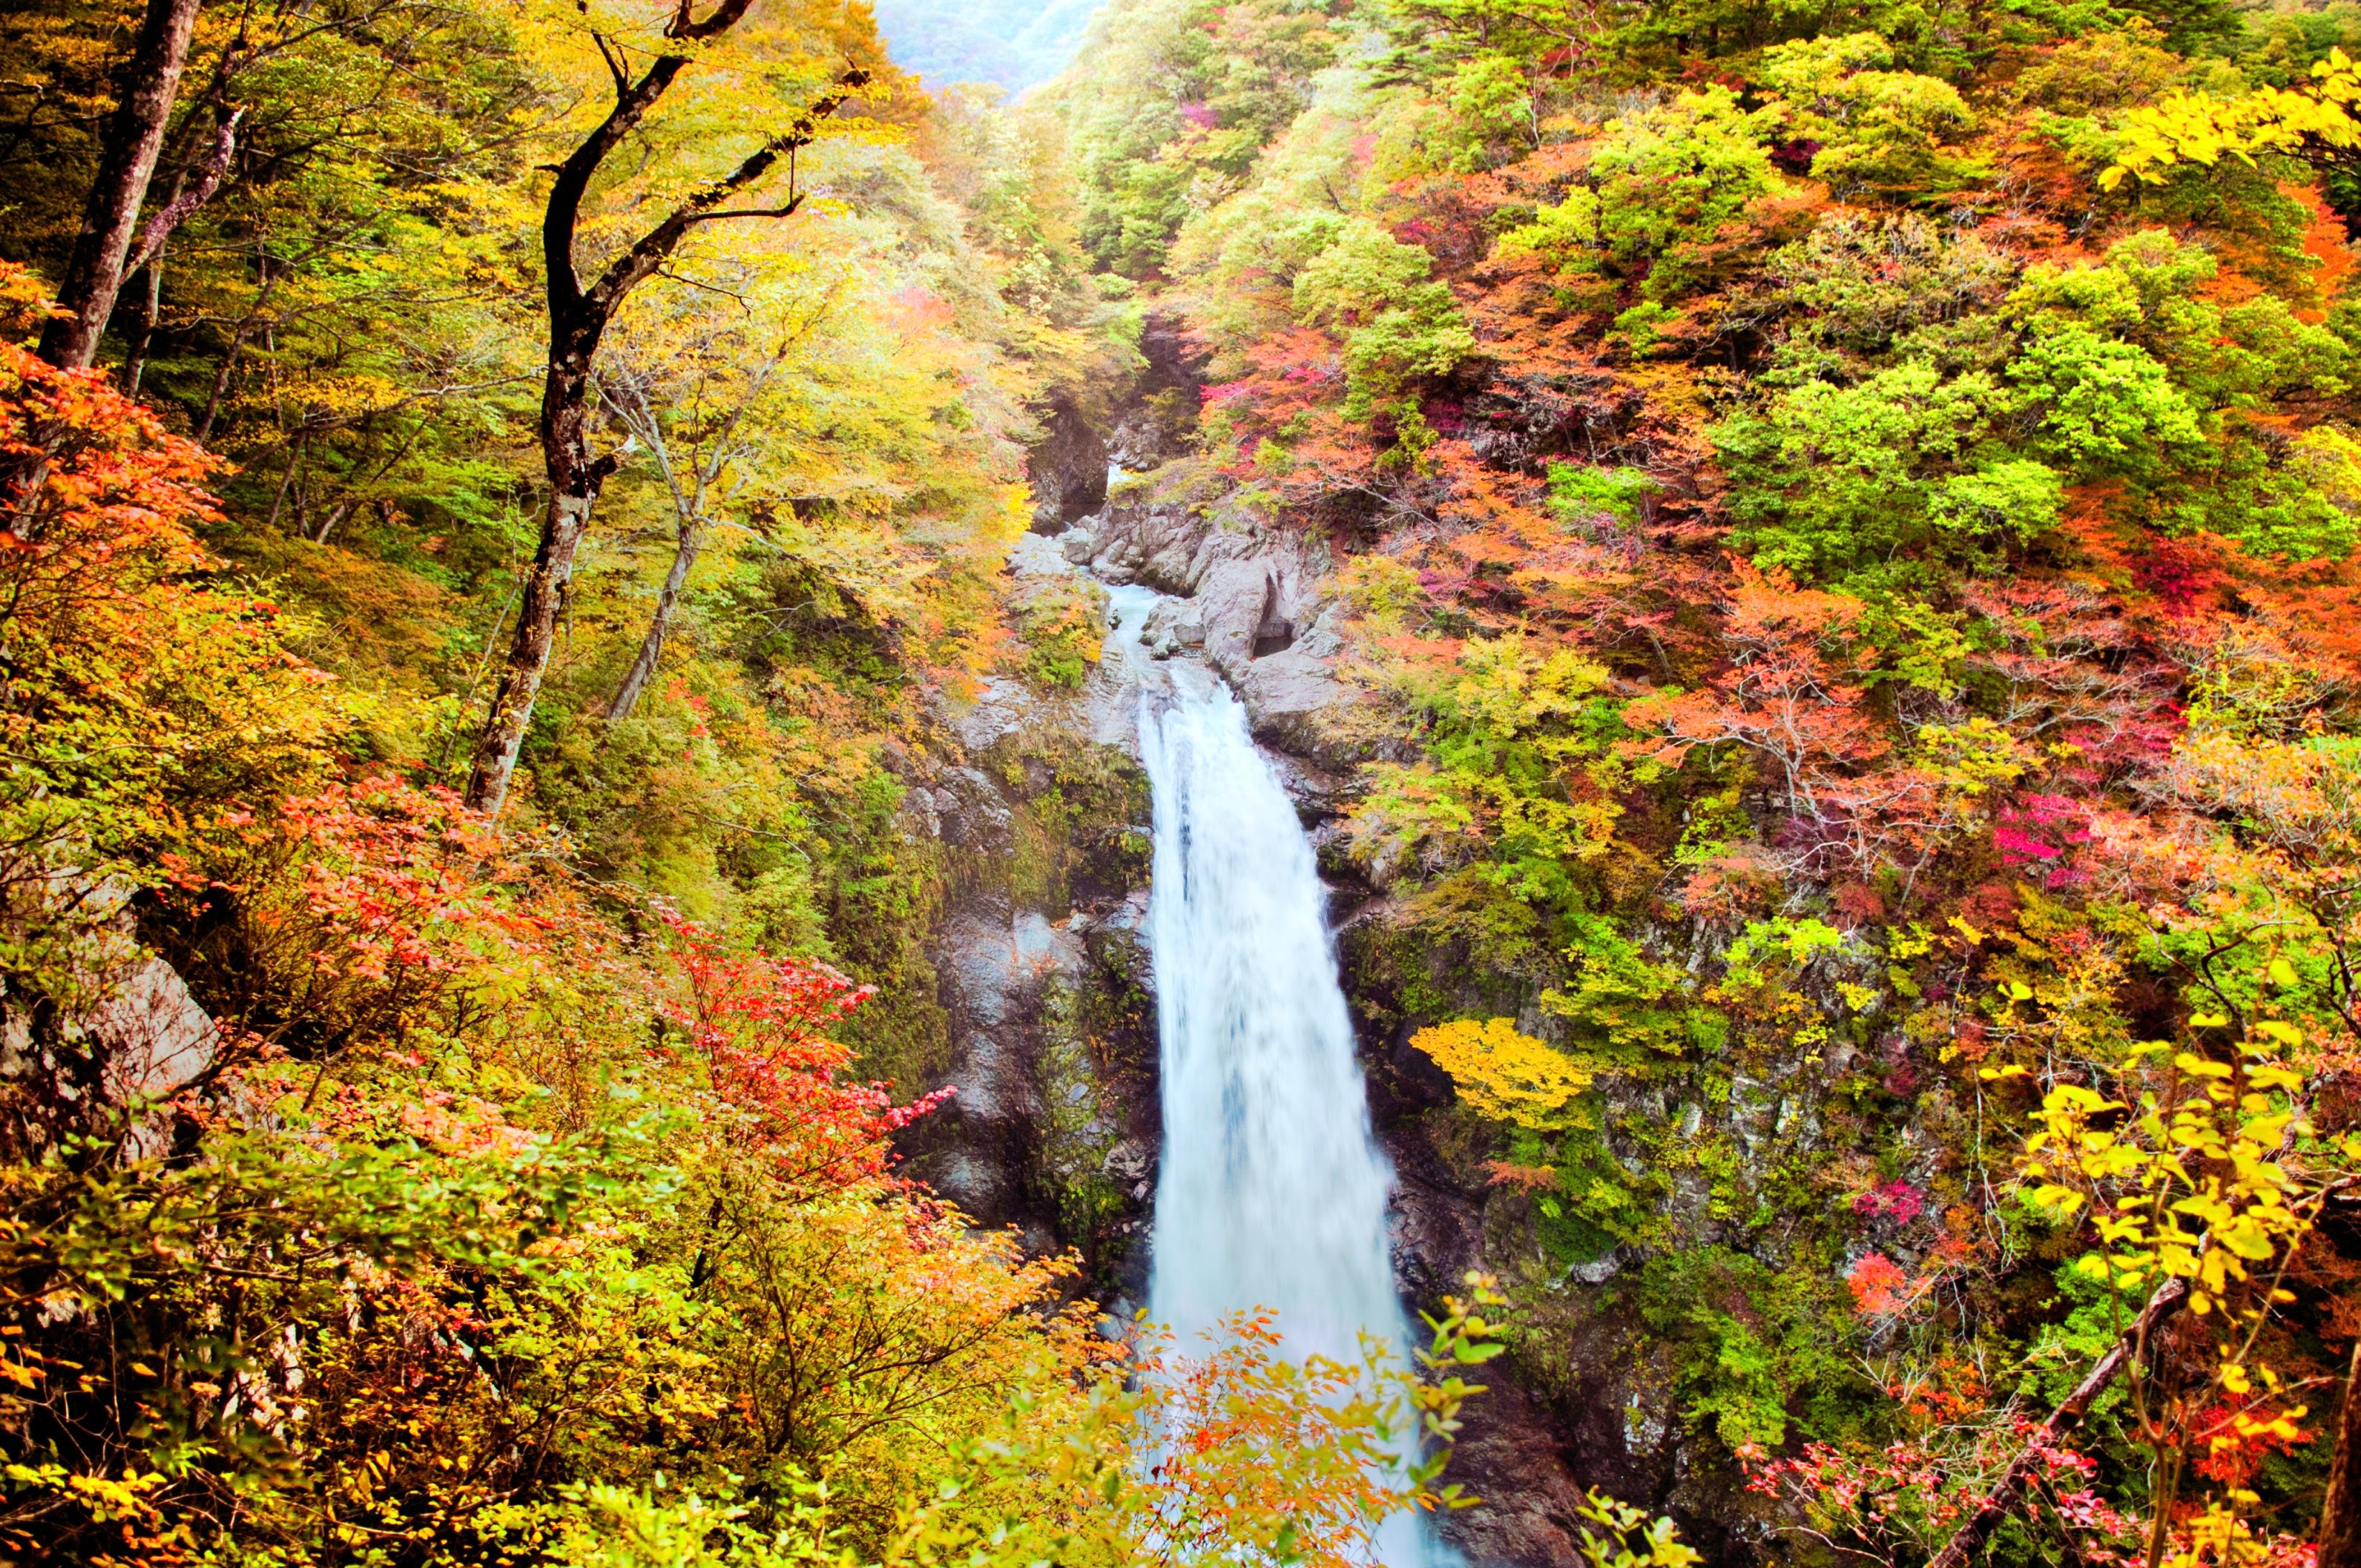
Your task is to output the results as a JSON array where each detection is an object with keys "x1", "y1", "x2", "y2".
[
  {"x1": 655, "y1": 910, "x2": 943, "y2": 1195},
  {"x1": 1627, "y1": 562, "x2": 1914, "y2": 871},
  {"x1": 1844, "y1": 1252, "x2": 1923, "y2": 1318},
  {"x1": 0, "y1": 283, "x2": 220, "y2": 632},
  {"x1": 2286, "y1": 180, "x2": 2360, "y2": 317},
  {"x1": 281, "y1": 776, "x2": 535, "y2": 984},
  {"x1": 2191, "y1": 1397, "x2": 2315, "y2": 1488},
  {"x1": 1483, "y1": 1159, "x2": 1561, "y2": 1191},
  {"x1": 1120, "y1": 1298, "x2": 1474, "y2": 1568}
]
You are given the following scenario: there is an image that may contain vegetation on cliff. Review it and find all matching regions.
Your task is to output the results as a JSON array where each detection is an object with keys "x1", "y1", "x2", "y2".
[
  {"x1": 1041, "y1": 0, "x2": 2361, "y2": 1558},
  {"x1": 0, "y1": 2, "x2": 1523, "y2": 1562}
]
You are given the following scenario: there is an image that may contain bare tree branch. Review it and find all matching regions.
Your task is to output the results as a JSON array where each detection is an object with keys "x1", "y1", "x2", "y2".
[{"x1": 1925, "y1": 1277, "x2": 2192, "y2": 1568}]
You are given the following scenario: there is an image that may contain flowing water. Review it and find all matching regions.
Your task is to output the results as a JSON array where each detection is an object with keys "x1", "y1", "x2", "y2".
[{"x1": 1108, "y1": 584, "x2": 1427, "y2": 1565}]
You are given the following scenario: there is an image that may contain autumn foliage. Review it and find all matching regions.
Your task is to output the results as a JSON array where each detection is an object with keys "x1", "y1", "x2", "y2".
[
  {"x1": 0, "y1": 230, "x2": 1510, "y2": 1564},
  {"x1": 1050, "y1": 0, "x2": 2361, "y2": 1557}
]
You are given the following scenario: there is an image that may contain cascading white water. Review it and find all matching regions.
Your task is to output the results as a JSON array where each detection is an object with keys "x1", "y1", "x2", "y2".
[{"x1": 1110, "y1": 584, "x2": 1427, "y2": 1567}]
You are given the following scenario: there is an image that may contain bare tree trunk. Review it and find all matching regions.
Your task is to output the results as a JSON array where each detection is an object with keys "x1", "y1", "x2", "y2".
[
  {"x1": 196, "y1": 313, "x2": 253, "y2": 441},
  {"x1": 123, "y1": 254, "x2": 163, "y2": 393},
  {"x1": 2321, "y1": 1340, "x2": 2361, "y2": 1568},
  {"x1": 606, "y1": 517, "x2": 703, "y2": 721},
  {"x1": 264, "y1": 431, "x2": 304, "y2": 533},
  {"x1": 117, "y1": 106, "x2": 242, "y2": 398},
  {"x1": 1926, "y1": 1277, "x2": 2189, "y2": 1568},
  {"x1": 464, "y1": 347, "x2": 606, "y2": 816},
  {"x1": 2142, "y1": 1442, "x2": 2185, "y2": 1568},
  {"x1": 39, "y1": 0, "x2": 203, "y2": 370}
]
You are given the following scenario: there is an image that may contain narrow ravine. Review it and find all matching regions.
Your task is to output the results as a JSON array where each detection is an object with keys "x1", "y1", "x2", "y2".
[{"x1": 1110, "y1": 584, "x2": 1430, "y2": 1566}]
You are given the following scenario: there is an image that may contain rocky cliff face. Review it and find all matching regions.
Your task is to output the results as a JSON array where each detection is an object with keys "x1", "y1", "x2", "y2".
[
  {"x1": 3, "y1": 876, "x2": 224, "y2": 1162},
  {"x1": 1059, "y1": 463, "x2": 1358, "y2": 764},
  {"x1": 1026, "y1": 393, "x2": 1109, "y2": 535},
  {"x1": 889, "y1": 652, "x2": 1163, "y2": 1302}
]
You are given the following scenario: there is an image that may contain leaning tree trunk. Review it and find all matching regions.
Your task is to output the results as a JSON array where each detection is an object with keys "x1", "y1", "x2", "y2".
[
  {"x1": 39, "y1": 0, "x2": 203, "y2": 370},
  {"x1": 1925, "y1": 1277, "x2": 2190, "y2": 1568},
  {"x1": 605, "y1": 517, "x2": 703, "y2": 722},
  {"x1": 2322, "y1": 1340, "x2": 2361, "y2": 1568},
  {"x1": 464, "y1": 338, "x2": 607, "y2": 817}
]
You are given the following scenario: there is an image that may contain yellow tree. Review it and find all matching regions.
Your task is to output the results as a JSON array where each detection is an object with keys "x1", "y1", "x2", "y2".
[
  {"x1": 593, "y1": 250, "x2": 847, "y2": 721},
  {"x1": 464, "y1": 0, "x2": 883, "y2": 816},
  {"x1": 2100, "y1": 49, "x2": 2361, "y2": 189},
  {"x1": 1409, "y1": 1017, "x2": 1594, "y2": 1128}
]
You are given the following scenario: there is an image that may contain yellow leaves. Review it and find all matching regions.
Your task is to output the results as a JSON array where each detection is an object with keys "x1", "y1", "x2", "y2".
[
  {"x1": 2164, "y1": 1498, "x2": 2291, "y2": 1568},
  {"x1": 2019, "y1": 1010, "x2": 2319, "y2": 1343},
  {"x1": 2248, "y1": 1063, "x2": 2304, "y2": 1093},
  {"x1": 2101, "y1": 56, "x2": 2361, "y2": 190},
  {"x1": 1409, "y1": 1018, "x2": 1595, "y2": 1130},
  {"x1": 2042, "y1": 1084, "x2": 2121, "y2": 1117},
  {"x1": 2211, "y1": 1211, "x2": 2284, "y2": 1263},
  {"x1": 1915, "y1": 717, "x2": 2031, "y2": 796},
  {"x1": 2024, "y1": 1183, "x2": 2086, "y2": 1217}
]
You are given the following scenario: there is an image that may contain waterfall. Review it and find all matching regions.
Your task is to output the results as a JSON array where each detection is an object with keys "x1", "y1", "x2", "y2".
[{"x1": 1112, "y1": 586, "x2": 1427, "y2": 1566}]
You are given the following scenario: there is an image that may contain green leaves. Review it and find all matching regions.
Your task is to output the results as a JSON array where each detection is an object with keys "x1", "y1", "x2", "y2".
[
  {"x1": 1718, "y1": 358, "x2": 2045, "y2": 577},
  {"x1": 2008, "y1": 323, "x2": 2205, "y2": 472},
  {"x1": 1749, "y1": 33, "x2": 1986, "y2": 199},
  {"x1": 1928, "y1": 458, "x2": 2067, "y2": 546},
  {"x1": 1291, "y1": 217, "x2": 1475, "y2": 416},
  {"x1": 1587, "y1": 88, "x2": 1781, "y2": 303}
]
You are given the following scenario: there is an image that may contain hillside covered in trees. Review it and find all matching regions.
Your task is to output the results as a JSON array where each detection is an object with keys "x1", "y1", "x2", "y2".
[{"x1": 4, "y1": 0, "x2": 2361, "y2": 1565}]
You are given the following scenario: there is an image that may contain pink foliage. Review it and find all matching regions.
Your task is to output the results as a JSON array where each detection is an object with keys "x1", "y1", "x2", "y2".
[{"x1": 1853, "y1": 1180, "x2": 1925, "y2": 1225}]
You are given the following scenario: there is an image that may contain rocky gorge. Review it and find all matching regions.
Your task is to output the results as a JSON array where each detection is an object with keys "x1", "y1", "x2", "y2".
[{"x1": 884, "y1": 343, "x2": 1718, "y2": 1567}]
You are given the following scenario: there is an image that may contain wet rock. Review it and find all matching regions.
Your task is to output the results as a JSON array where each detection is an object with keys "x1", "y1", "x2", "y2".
[
  {"x1": 940, "y1": 912, "x2": 1079, "y2": 1096},
  {"x1": 1232, "y1": 648, "x2": 1344, "y2": 757},
  {"x1": 915, "y1": 899, "x2": 1158, "y2": 1290},
  {"x1": 946, "y1": 676, "x2": 1036, "y2": 754},
  {"x1": 924, "y1": 1150, "x2": 1018, "y2": 1219},
  {"x1": 1260, "y1": 746, "x2": 1352, "y2": 822},
  {"x1": 1140, "y1": 598, "x2": 1203, "y2": 658},
  {"x1": 934, "y1": 766, "x2": 1015, "y2": 853},
  {"x1": 901, "y1": 681, "x2": 1159, "y2": 1296},
  {"x1": 1085, "y1": 499, "x2": 1211, "y2": 593},
  {"x1": 1085, "y1": 887, "x2": 1153, "y2": 972},
  {"x1": 1074, "y1": 471, "x2": 1360, "y2": 761},
  {"x1": 1005, "y1": 532, "x2": 1074, "y2": 578},
  {"x1": 1192, "y1": 553, "x2": 1285, "y2": 670},
  {"x1": 1027, "y1": 392, "x2": 1108, "y2": 532},
  {"x1": 1440, "y1": 1379, "x2": 1607, "y2": 1568},
  {"x1": 1102, "y1": 1137, "x2": 1154, "y2": 1188}
]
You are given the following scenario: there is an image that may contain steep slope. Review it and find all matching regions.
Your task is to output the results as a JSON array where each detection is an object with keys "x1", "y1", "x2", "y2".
[{"x1": 1035, "y1": 0, "x2": 2361, "y2": 1559}]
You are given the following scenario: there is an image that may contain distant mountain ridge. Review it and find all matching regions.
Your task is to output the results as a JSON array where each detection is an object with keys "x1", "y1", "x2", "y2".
[{"x1": 874, "y1": 0, "x2": 1109, "y2": 93}]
